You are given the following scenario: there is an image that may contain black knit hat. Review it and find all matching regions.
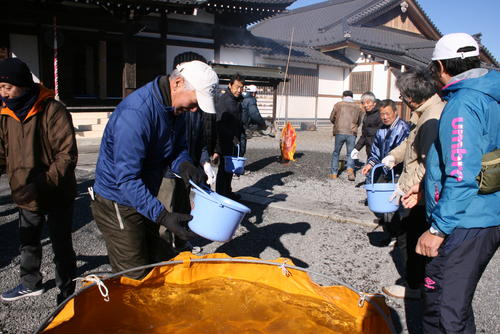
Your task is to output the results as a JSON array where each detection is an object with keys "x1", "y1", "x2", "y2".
[{"x1": 0, "y1": 58, "x2": 34, "y2": 87}]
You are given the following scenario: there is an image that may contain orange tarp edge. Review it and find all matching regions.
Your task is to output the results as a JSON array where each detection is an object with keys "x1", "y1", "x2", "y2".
[{"x1": 42, "y1": 252, "x2": 391, "y2": 334}]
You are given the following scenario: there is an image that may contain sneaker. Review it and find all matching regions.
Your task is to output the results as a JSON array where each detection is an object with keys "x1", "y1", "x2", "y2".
[
  {"x1": 1, "y1": 284, "x2": 44, "y2": 302},
  {"x1": 347, "y1": 168, "x2": 356, "y2": 181},
  {"x1": 328, "y1": 174, "x2": 338, "y2": 179},
  {"x1": 382, "y1": 285, "x2": 421, "y2": 300}
]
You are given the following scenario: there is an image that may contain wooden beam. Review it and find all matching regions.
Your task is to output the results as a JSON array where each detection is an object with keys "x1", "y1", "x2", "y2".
[{"x1": 122, "y1": 21, "x2": 137, "y2": 97}]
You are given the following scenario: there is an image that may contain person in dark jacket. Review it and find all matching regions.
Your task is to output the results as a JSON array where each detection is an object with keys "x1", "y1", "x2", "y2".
[
  {"x1": 91, "y1": 60, "x2": 218, "y2": 280},
  {"x1": 351, "y1": 91, "x2": 383, "y2": 161},
  {"x1": 241, "y1": 85, "x2": 266, "y2": 133},
  {"x1": 0, "y1": 58, "x2": 77, "y2": 304},
  {"x1": 239, "y1": 84, "x2": 266, "y2": 158},
  {"x1": 215, "y1": 74, "x2": 245, "y2": 200}
]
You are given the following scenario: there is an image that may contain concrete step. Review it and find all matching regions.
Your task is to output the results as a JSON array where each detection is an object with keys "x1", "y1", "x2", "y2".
[
  {"x1": 77, "y1": 124, "x2": 107, "y2": 131},
  {"x1": 70, "y1": 111, "x2": 112, "y2": 118},
  {"x1": 75, "y1": 130, "x2": 104, "y2": 138},
  {"x1": 73, "y1": 118, "x2": 109, "y2": 127}
]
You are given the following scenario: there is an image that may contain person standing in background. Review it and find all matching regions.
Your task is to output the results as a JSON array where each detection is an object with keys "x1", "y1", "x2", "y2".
[
  {"x1": 329, "y1": 90, "x2": 363, "y2": 181},
  {"x1": 351, "y1": 91, "x2": 383, "y2": 163},
  {"x1": 215, "y1": 74, "x2": 245, "y2": 200}
]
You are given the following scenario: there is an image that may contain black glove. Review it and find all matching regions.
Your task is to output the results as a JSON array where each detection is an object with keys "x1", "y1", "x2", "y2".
[
  {"x1": 179, "y1": 161, "x2": 207, "y2": 187},
  {"x1": 232, "y1": 136, "x2": 240, "y2": 146},
  {"x1": 157, "y1": 210, "x2": 197, "y2": 241}
]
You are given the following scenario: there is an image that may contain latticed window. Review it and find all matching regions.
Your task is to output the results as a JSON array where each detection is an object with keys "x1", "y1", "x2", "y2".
[
  {"x1": 349, "y1": 71, "x2": 371, "y2": 94},
  {"x1": 277, "y1": 67, "x2": 319, "y2": 97}
]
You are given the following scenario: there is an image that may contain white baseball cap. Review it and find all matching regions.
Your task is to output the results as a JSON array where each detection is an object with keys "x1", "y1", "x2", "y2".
[
  {"x1": 246, "y1": 85, "x2": 258, "y2": 93},
  {"x1": 176, "y1": 60, "x2": 219, "y2": 114},
  {"x1": 432, "y1": 33, "x2": 480, "y2": 61}
]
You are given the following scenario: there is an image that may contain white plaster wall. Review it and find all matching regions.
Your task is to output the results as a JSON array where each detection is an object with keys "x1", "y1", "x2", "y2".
[
  {"x1": 318, "y1": 65, "x2": 345, "y2": 95},
  {"x1": 389, "y1": 69, "x2": 402, "y2": 101},
  {"x1": 166, "y1": 45, "x2": 214, "y2": 72},
  {"x1": 318, "y1": 96, "x2": 341, "y2": 118},
  {"x1": 275, "y1": 96, "x2": 317, "y2": 119},
  {"x1": 220, "y1": 47, "x2": 254, "y2": 66},
  {"x1": 372, "y1": 63, "x2": 388, "y2": 99},
  {"x1": 9, "y1": 34, "x2": 40, "y2": 83}
]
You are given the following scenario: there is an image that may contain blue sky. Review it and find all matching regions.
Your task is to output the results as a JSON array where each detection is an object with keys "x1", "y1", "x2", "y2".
[{"x1": 287, "y1": 0, "x2": 500, "y2": 61}]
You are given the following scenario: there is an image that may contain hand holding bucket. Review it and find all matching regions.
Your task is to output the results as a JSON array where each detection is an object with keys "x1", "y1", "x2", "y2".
[{"x1": 364, "y1": 164, "x2": 399, "y2": 213}]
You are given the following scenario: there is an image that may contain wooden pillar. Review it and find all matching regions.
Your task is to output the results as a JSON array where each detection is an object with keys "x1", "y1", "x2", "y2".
[
  {"x1": 161, "y1": 12, "x2": 167, "y2": 73},
  {"x1": 272, "y1": 84, "x2": 278, "y2": 121},
  {"x1": 122, "y1": 21, "x2": 136, "y2": 98},
  {"x1": 98, "y1": 40, "x2": 107, "y2": 99},
  {"x1": 213, "y1": 16, "x2": 221, "y2": 63},
  {"x1": 314, "y1": 64, "x2": 319, "y2": 126}
]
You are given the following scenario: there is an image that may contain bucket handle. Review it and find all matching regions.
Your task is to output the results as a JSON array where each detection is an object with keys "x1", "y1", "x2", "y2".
[
  {"x1": 369, "y1": 163, "x2": 395, "y2": 185},
  {"x1": 189, "y1": 180, "x2": 225, "y2": 208},
  {"x1": 173, "y1": 172, "x2": 224, "y2": 207},
  {"x1": 236, "y1": 143, "x2": 240, "y2": 158}
]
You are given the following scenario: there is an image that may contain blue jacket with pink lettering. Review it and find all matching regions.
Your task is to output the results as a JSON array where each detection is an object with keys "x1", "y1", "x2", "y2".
[{"x1": 424, "y1": 68, "x2": 500, "y2": 235}]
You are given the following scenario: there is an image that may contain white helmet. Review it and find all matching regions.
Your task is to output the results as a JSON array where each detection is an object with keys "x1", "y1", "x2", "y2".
[{"x1": 245, "y1": 85, "x2": 258, "y2": 93}]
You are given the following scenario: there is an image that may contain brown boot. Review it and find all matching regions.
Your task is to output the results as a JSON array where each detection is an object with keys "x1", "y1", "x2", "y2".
[
  {"x1": 328, "y1": 174, "x2": 338, "y2": 179},
  {"x1": 347, "y1": 168, "x2": 355, "y2": 181}
]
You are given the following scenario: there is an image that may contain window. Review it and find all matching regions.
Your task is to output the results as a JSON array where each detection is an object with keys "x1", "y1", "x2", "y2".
[
  {"x1": 277, "y1": 67, "x2": 319, "y2": 97},
  {"x1": 349, "y1": 71, "x2": 371, "y2": 94}
]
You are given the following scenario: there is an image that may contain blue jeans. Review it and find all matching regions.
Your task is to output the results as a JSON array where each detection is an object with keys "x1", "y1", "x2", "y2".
[{"x1": 330, "y1": 134, "x2": 355, "y2": 174}]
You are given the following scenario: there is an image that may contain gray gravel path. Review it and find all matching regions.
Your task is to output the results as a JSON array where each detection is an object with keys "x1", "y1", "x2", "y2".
[{"x1": 0, "y1": 131, "x2": 498, "y2": 334}]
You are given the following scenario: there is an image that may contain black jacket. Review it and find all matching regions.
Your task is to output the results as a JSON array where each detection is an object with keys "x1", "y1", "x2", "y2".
[
  {"x1": 355, "y1": 103, "x2": 383, "y2": 151},
  {"x1": 215, "y1": 91, "x2": 244, "y2": 155}
]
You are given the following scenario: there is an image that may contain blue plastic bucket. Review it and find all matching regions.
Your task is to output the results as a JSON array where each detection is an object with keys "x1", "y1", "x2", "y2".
[
  {"x1": 188, "y1": 181, "x2": 251, "y2": 242},
  {"x1": 224, "y1": 156, "x2": 247, "y2": 175},
  {"x1": 364, "y1": 163, "x2": 399, "y2": 213}
]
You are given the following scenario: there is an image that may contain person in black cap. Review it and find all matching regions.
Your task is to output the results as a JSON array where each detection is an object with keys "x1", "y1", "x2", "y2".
[{"x1": 0, "y1": 58, "x2": 77, "y2": 305}]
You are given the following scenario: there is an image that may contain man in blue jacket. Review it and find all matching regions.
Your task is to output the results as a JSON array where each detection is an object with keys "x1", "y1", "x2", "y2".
[
  {"x1": 91, "y1": 60, "x2": 219, "y2": 279},
  {"x1": 403, "y1": 33, "x2": 500, "y2": 334},
  {"x1": 361, "y1": 99, "x2": 410, "y2": 181}
]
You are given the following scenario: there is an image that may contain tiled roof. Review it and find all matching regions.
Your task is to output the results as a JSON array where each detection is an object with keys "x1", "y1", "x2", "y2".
[
  {"x1": 219, "y1": 26, "x2": 352, "y2": 67},
  {"x1": 251, "y1": 0, "x2": 369, "y2": 43},
  {"x1": 262, "y1": 45, "x2": 353, "y2": 67},
  {"x1": 250, "y1": 0, "x2": 439, "y2": 67},
  {"x1": 250, "y1": 0, "x2": 498, "y2": 69}
]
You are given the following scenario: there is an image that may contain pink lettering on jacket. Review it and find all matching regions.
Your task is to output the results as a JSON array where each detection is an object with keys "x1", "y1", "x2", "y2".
[
  {"x1": 450, "y1": 117, "x2": 466, "y2": 181},
  {"x1": 424, "y1": 277, "x2": 436, "y2": 290}
]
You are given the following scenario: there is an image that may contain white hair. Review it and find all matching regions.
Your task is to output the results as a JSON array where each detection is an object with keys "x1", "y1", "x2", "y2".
[{"x1": 169, "y1": 68, "x2": 195, "y2": 91}]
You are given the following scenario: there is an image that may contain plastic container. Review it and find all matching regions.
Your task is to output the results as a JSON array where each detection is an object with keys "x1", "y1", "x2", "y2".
[
  {"x1": 188, "y1": 181, "x2": 251, "y2": 242},
  {"x1": 224, "y1": 144, "x2": 247, "y2": 175},
  {"x1": 364, "y1": 163, "x2": 399, "y2": 213},
  {"x1": 224, "y1": 156, "x2": 247, "y2": 175}
]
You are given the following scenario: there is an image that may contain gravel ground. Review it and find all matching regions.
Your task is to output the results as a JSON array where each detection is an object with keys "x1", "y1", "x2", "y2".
[{"x1": 0, "y1": 129, "x2": 498, "y2": 334}]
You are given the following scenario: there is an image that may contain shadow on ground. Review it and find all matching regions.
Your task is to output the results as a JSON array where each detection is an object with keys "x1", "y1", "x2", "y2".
[
  {"x1": 0, "y1": 179, "x2": 96, "y2": 271},
  {"x1": 193, "y1": 170, "x2": 310, "y2": 267}
]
